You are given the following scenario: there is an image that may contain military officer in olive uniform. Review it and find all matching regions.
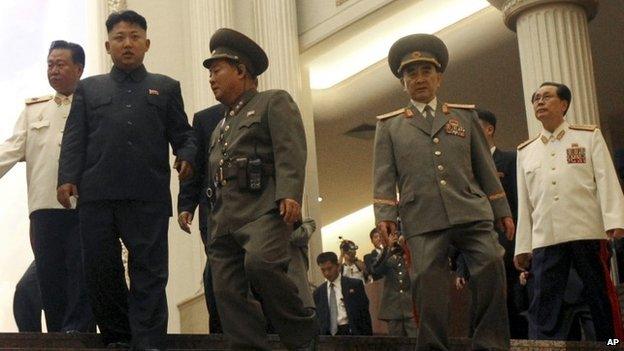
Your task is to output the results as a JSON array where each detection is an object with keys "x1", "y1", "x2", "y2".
[
  {"x1": 203, "y1": 28, "x2": 317, "y2": 351},
  {"x1": 370, "y1": 232, "x2": 417, "y2": 337},
  {"x1": 58, "y1": 11, "x2": 196, "y2": 350},
  {"x1": 373, "y1": 34, "x2": 514, "y2": 350}
]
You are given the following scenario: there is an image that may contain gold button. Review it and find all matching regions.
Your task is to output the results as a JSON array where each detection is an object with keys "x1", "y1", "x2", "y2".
[
  {"x1": 219, "y1": 159, "x2": 224, "y2": 166},
  {"x1": 229, "y1": 111, "x2": 234, "y2": 116},
  {"x1": 222, "y1": 180, "x2": 227, "y2": 186},
  {"x1": 552, "y1": 180, "x2": 556, "y2": 185},
  {"x1": 437, "y1": 165, "x2": 444, "y2": 171},
  {"x1": 224, "y1": 142, "x2": 228, "y2": 147},
  {"x1": 551, "y1": 153, "x2": 555, "y2": 157},
  {"x1": 440, "y1": 180, "x2": 447, "y2": 185},
  {"x1": 434, "y1": 151, "x2": 442, "y2": 156},
  {"x1": 433, "y1": 137, "x2": 440, "y2": 144},
  {"x1": 399, "y1": 290, "x2": 404, "y2": 293},
  {"x1": 224, "y1": 125, "x2": 230, "y2": 131},
  {"x1": 551, "y1": 167, "x2": 555, "y2": 170},
  {"x1": 554, "y1": 196, "x2": 559, "y2": 201}
]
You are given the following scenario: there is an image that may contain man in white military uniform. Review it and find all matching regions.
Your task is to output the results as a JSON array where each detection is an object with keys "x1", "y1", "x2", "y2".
[
  {"x1": 0, "y1": 41, "x2": 93, "y2": 332},
  {"x1": 515, "y1": 81, "x2": 624, "y2": 341}
]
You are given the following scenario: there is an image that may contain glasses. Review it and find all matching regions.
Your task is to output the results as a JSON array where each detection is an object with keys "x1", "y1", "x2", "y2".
[{"x1": 532, "y1": 94, "x2": 557, "y2": 104}]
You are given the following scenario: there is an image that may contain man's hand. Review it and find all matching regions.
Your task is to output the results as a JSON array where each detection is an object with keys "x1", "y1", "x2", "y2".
[
  {"x1": 514, "y1": 252, "x2": 532, "y2": 271},
  {"x1": 497, "y1": 216, "x2": 515, "y2": 240},
  {"x1": 178, "y1": 211, "x2": 193, "y2": 234},
  {"x1": 279, "y1": 198, "x2": 301, "y2": 224},
  {"x1": 607, "y1": 228, "x2": 624, "y2": 239},
  {"x1": 174, "y1": 160, "x2": 193, "y2": 181},
  {"x1": 377, "y1": 221, "x2": 397, "y2": 247},
  {"x1": 57, "y1": 183, "x2": 78, "y2": 209},
  {"x1": 455, "y1": 277, "x2": 467, "y2": 291}
]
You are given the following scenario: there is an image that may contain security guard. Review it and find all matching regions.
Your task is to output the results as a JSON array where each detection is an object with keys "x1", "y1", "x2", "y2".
[
  {"x1": 373, "y1": 34, "x2": 513, "y2": 350},
  {"x1": 515, "y1": 82, "x2": 624, "y2": 341},
  {"x1": 57, "y1": 10, "x2": 196, "y2": 350},
  {"x1": 203, "y1": 28, "x2": 317, "y2": 350},
  {"x1": 0, "y1": 40, "x2": 93, "y2": 333},
  {"x1": 370, "y1": 232, "x2": 416, "y2": 337}
]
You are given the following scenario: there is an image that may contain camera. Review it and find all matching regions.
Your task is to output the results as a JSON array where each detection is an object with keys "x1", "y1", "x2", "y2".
[{"x1": 338, "y1": 237, "x2": 358, "y2": 253}]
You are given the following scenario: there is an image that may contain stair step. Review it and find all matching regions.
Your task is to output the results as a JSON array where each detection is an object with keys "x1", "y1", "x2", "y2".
[{"x1": 0, "y1": 333, "x2": 610, "y2": 350}]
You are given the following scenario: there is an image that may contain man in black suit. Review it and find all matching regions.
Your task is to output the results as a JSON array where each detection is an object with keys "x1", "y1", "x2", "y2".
[
  {"x1": 363, "y1": 228, "x2": 384, "y2": 281},
  {"x1": 57, "y1": 10, "x2": 196, "y2": 350},
  {"x1": 454, "y1": 109, "x2": 527, "y2": 339},
  {"x1": 313, "y1": 252, "x2": 372, "y2": 336},
  {"x1": 177, "y1": 103, "x2": 225, "y2": 334}
]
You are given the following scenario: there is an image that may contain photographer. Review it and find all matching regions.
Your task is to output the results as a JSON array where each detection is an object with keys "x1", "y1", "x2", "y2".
[
  {"x1": 339, "y1": 239, "x2": 368, "y2": 283},
  {"x1": 371, "y1": 232, "x2": 417, "y2": 336}
]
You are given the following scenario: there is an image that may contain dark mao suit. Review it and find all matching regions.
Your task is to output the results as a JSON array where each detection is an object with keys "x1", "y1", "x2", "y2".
[{"x1": 59, "y1": 65, "x2": 196, "y2": 349}]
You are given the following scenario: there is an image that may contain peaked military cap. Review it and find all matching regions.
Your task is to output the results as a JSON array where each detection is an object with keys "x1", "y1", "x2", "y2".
[
  {"x1": 388, "y1": 33, "x2": 449, "y2": 78},
  {"x1": 203, "y1": 28, "x2": 269, "y2": 76}
]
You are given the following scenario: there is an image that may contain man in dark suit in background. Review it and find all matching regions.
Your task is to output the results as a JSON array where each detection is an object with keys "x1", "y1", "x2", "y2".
[
  {"x1": 57, "y1": 10, "x2": 196, "y2": 350},
  {"x1": 453, "y1": 108, "x2": 527, "y2": 339},
  {"x1": 363, "y1": 228, "x2": 384, "y2": 281},
  {"x1": 177, "y1": 103, "x2": 225, "y2": 334},
  {"x1": 313, "y1": 252, "x2": 372, "y2": 336}
]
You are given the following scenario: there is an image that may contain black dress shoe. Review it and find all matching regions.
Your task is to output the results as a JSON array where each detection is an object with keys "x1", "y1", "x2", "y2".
[{"x1": 107, "y1": 341, "x2": 131, "y2": 349}]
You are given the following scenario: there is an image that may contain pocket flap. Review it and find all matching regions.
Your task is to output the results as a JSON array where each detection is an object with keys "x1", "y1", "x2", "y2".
[
  {"x1": 29, "y1": 120, "x2": 50, "y2": 129},
  {"x1": 147, "y1": 94, "x2": 166, "y2": 109},
  {"x1": 398, "y1": 191, "x2": 415, "y2": 206},
  {"x1": 238, "y1": 114, "x2": 262, "y2": 129},
  {"x1": 92, "y1": 96, "x2": 112, "y2": 108}
]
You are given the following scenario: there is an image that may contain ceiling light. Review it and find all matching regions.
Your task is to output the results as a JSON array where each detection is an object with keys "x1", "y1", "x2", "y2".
[{"x1": 308, "y1": 0, "x2": 490, "y2": 89}]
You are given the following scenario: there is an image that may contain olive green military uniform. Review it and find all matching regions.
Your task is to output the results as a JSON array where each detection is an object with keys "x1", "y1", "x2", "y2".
[
  {"x1": 373, "y1": 33, "x2": 511, "y2": 351},
  {"x1": 374, "y1": 103, "x2": 510, "y2": 350},
  {"x1": 203, "y1": 28, "x2": 317, "y2": 351}
]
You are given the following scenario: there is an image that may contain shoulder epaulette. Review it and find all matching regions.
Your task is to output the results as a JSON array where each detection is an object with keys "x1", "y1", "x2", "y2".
[
  {"x1": 25, "y1": 95, "x2": 53, "y2": 105},
  {"x1": 517, "y1": 136, "x2": 540, "y2": 150},
  {"x1": 376, "y1": 108, "x2": 404, "y2": 121},
  {"x1": 569, "y1": 124, "x2": 597, "y2": 132},
  {"x1": 443, "y1": 103, "x2": 476, "y2": 114}
]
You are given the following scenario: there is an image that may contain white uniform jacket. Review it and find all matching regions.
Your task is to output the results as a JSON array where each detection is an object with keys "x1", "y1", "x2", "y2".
[
  {"x1": 0, "y1": 94, "x2": 72, "y2": 213},
  {"x1": 515, "y1": 121, "x2": 624, "y2": 255}
]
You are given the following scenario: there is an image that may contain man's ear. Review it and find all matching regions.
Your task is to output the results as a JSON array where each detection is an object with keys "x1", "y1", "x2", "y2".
[
  {"x1": 105, "y1": 41, "x2": 111, "y2": 54},
  {"x1": 145, "y1": 38, "x2": 151, "y2": 52}
]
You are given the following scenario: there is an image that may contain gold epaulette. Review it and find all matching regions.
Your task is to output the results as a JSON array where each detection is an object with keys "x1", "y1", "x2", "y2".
[
  {"x1": 517, "y1": 136, "x2": 540, "y2": 150},
  {"x1": 376, "y1": 108, "x2": 404, "y2": 121},
  {"x1": 442, "y1": 103, "x2": 476, "y2": 114},
  {"x1": 569, "y1": 124, "x2": 597, "y2": 132},
  {"x1": 25, "y1": 95, "x2": 53, "y2": 105}
]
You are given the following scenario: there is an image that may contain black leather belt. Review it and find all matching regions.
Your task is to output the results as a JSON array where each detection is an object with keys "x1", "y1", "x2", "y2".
[{"x1": 214, "y1": 162, "x2": 274, "y2": 187}]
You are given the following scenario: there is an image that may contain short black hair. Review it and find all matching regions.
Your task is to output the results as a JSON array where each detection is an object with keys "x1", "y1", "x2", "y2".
[
  {"x1": 369, "y1": 228, "x2": 379, "y2": 240},
  {"x1": 476, "y1": 108, "x2": 497, "y2": 132},
  {"x1": 317, "y1": 252, "x2": 339, "y2": 266},
  {"x1": 106, "y1": 10, "x2": 147, "y2": 33},
  {"x1": 49, "y1": 40, "x2": 85, "y2": 67},
  {"x1": 535, "y1": 81, "x2": 572, "y2": 115}
]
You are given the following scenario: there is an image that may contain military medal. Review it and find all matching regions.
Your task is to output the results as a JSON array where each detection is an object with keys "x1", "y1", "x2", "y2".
[
  {"x1": 566, "y1": 143, "x2": 586, "y2": 163},
  {"x1": 444, "y1": 118, "x2": 466, "y2": 137}
]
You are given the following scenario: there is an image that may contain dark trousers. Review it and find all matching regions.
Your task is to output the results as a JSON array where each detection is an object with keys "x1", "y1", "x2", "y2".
[
  {"x1": 30, "y1": 209, "x2": 94, "y2": 332},
  {"x1": 529, "y1": 240, "x2": 623, "y2": 341},
  {"x1": 13, "y1": 261, "x2": 42, "y2": 332},
  {"x1": 199, "y1": 227, "x2": 222, "y2": 334},
  {"x1": 208, "y1": 212, "x2": 318, "y2": 350},
  {"x1": 79, "y1": 200, "x2": 169, "y2": 349}
]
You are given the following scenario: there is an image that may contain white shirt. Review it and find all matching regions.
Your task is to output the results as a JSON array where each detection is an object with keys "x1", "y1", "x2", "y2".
[
  {"x1": 0, "y1": 93, "x2": 72, "y2": 213},
  {"x1": 411, "y1": 97, "x2": 437, "y2": 117},
  {"x1": 515, "y1": 121, "x2": 624, "y2": 254},
  {"x1": 327, "y1": 274, "x2": 349, "y2": 326}
]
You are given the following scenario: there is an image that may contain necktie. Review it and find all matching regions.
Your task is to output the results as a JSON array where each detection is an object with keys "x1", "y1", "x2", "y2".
[
  {"x1": 329, "y1": 282, "x2": 338, "y2": 335},
  {"x1": 423, "y1": 105, "x2": 434, "y2": 129}
]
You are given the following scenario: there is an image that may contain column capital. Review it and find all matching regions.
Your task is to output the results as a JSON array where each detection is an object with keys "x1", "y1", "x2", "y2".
[{"x1": 488, "y1": 0, "x2": 598, "y2": 31}]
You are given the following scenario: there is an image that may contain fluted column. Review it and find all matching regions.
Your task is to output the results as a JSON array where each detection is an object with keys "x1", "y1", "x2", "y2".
[
  {"x1": 252, "y1": 0, "x2": 324, "y2": 284},
  {"x1": 187, "y1": 0, "x2": 234, "y2": 113},
  {"x1": 489, "y1": 0, "x2": 599, "y2": 136}
]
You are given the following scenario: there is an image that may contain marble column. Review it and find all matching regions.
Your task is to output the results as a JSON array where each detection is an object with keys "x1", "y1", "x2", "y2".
[
  {"x1": 489, "y1": 0, "x2": 599, "y2": 136},
  {"x1": 252, "y1": 0, "x2": 324, "y2": 284}
]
